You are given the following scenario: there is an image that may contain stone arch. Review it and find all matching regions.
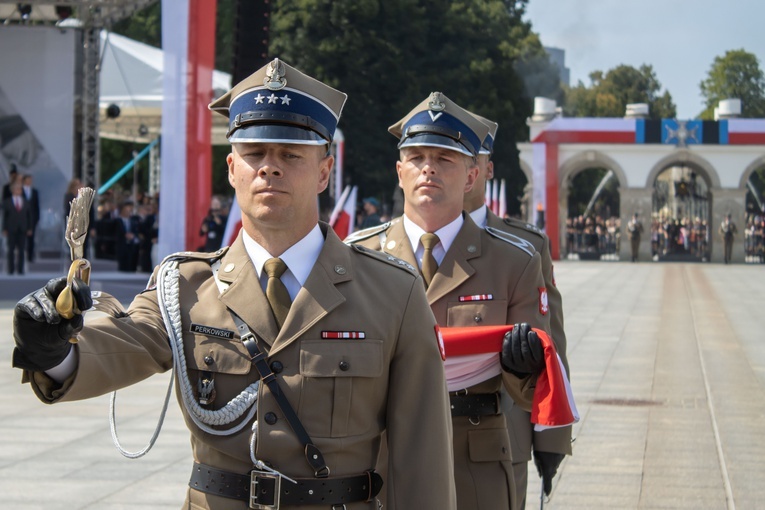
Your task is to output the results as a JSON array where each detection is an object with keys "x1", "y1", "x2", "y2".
[
  {"x1": 645, "y1": 149, "x2": 721, "y2": 189},
  {"x1": 558, "y1": 150, "x2": 629, "y2": 190},
  {"x1": 738, "y1": 155, "x2": 765, "y2": 188}
]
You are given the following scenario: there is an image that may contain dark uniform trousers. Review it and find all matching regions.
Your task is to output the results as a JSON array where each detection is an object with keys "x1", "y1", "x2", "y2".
[
  {"x1": 487, "y1": 213, "x2": 573, "y2": 508},
  {"x1": 22, "y1": 225, "x2": 457, "y2": 510},
  {"x1": 352, "y1": 214, "x2": 551, "y2": 510}
]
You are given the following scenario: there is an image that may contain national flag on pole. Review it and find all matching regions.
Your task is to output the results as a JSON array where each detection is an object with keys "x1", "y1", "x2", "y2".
[
  {"x1": 439, "y1": 325, "x2": 579, "y2": 431},
  {"x1": 498, "y1": 179, "x2": 507, "y2": 218},
  {"x1": 491, "y1": 179, "x2": 499, "y2": 215},
  {"x1": 485, "y1": 180, "x2": 492, "y2": 208},
  {"x1": 222, "y1": 198, "x2": 242, "y2": 247},
  {"x1": 329, "y1": 185, "x2": 357, "y2": 239}
]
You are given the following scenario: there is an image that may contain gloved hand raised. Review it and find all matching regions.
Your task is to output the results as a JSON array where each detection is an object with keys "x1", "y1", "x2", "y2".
[
  {"x1": 500, "y1": 322, "x2": 544, "y2": 376},
  {"x1": 12, "y1": 276, "x2": 92, "y2": 372},
  {"x1": 533, "y1": 450, "x2": 565, "y2": 496}
]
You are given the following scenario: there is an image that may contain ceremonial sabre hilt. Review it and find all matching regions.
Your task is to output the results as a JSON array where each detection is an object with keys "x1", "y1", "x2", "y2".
[{"x1": 55, "y1": 186, "x2": 96, "y2": 343}]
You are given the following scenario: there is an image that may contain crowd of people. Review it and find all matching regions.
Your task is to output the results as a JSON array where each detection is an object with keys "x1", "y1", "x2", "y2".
[
  {"x1": 564, "y1": 214, "x2": 622, "y2": 258},
  {"x1": 744, "y1": 213, "x2": 765, "y2": 263},
  {"x1": 650, "y1": 216, "x2": 711, "y2": 260}
]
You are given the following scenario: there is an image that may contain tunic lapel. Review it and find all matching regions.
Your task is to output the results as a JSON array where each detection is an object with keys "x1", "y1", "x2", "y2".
[
  {"x1": 269, "y1": 226, "x2": 351, "y2": 357},
  {"x1": 217, "y1": 235, "x2": 280, "y2": 346},
  {"x1": 426, "y1": 215, "x2": 482, "y2": 304}
]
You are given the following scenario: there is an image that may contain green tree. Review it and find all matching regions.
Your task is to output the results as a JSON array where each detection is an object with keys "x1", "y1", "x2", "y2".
[
  {"x1": 269, "y1": 0, "x2": 559, "y2": 215},
  {"x1": 564, "y1": 64, "x2": 676, "y2": 119},
  {"x1": 699, "y1": 49, "x2": 765, "y2": 119}
]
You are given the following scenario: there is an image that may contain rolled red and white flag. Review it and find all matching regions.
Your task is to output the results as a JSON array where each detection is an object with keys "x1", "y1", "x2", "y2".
[{"x1": 440, "y1": 325, "x2": 579, "y2": 431}]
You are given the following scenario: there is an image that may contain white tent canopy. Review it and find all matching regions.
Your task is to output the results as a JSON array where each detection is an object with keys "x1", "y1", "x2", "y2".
[{"x1": 99, "y1": 30, "x2": 231, "y2": 144}]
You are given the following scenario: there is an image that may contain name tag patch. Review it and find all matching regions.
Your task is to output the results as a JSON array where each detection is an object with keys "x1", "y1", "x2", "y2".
[{"x1": 190, "y1": 323, "x2": 235, "y2": 340}]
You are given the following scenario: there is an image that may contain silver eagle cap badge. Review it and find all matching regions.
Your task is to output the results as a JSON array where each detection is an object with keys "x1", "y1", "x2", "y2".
[
  {"x1": 264, "y1": 58, "x2": 287, "y2": 91},
  {"x1": 428, "y1": 92, "x2": 445, "y2": 112}
]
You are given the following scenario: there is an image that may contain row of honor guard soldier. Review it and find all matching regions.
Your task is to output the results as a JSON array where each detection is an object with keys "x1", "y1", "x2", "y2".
[
  {"x1": 463, "y1": 114, "x2": 572, "y2": 507},
  {"x1": 11, "y1": 59, "x2": 458, "y2": 509},
  {"x1": 345, "y1": 92, "x2": 558, "y2": 509}
]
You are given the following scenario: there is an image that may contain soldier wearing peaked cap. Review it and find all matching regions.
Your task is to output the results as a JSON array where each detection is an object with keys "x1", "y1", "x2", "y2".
[
  {"x1": 11, "y1": 59, "x2": 456, "y2": 510},
  {"x1": 465, "y1": 113, "x2": 573, "y2": 507},
  {"x1": 346, "y1": 92, "x2": 552, "y2": 510}
]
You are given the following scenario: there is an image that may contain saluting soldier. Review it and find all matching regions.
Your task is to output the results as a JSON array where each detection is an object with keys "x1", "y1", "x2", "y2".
[
  {"x1": 346, "y1": 92, "x2": 551, "y2": 510},
  {"x1": 11, "y1": 59, "x2": 456, "y2": 510},
  {"x1": 464, "y1": 115, "x2": 572, "y2": 507},
  {"x1": 627, "y1": 213, "x2": 644, "y2": 262}
]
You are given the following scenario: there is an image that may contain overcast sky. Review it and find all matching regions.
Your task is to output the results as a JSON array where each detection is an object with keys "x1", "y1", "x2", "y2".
[{"x1": 524, "y1": 0, "x2": 765, "y2": 119}]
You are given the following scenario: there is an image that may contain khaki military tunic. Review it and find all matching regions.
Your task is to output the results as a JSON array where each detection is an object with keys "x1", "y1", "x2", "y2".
[
  {"x1": 487, "y1": 213, "x2": 573, "y2": 507},
  {"x1": 23, "y1": 225, "x2": 456, "y2": 510},
  {"x1": 350, "y1": 214, "x2": 550, "y2": 510}
]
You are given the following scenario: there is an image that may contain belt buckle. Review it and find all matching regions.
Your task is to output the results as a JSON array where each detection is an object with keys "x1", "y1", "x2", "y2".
[{"x1": 250, "y1": 469, "x2": 281, "y2": 510}]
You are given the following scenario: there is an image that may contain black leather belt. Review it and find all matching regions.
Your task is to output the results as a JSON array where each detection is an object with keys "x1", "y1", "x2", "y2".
[
  {"x1": 449, "y1": 392, "x2": 501, "y2": 417},
  {"x1": 189, "y1": 462, "x2": 383, "y2": 509}
]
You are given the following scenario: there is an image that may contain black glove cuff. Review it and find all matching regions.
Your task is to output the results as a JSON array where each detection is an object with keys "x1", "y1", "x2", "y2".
[{"x1": 12, "y1": 342, "x2": 73, "y2": 372}]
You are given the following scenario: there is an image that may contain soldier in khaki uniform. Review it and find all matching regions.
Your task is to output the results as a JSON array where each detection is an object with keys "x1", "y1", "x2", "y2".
[
  {"x1": 11, "y1": 60, "x2": 456, "y2": 510},
  {"x1": 347, "y1": 92, "x2": 551, "y2": 510},
  {"x1": 464, "y1": 116, "x2": 572, "y2": 507},
  {"x1": 627, "y1": 213, "x2": 644, "y2": 262}
]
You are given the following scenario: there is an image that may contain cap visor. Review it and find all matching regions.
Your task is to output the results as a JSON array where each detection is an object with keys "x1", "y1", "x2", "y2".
[
  {"x1": 398, "y1": 133, "x2": 473, "y2": 156},
  {"x1": 229, "y1": 124, "x2": 328, "y2": 145}
]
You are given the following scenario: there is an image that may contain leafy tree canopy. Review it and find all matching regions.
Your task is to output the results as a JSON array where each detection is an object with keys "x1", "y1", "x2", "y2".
[
  {"x1": 564, "y1": 64, "x2": 676, "y2": 119},
  {"x1": 699, "y1": 49, "x2": 765, "y2": 119}
]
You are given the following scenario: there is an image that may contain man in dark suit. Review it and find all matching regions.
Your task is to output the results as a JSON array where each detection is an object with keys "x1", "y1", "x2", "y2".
[
  {"x1": 22, "y1": 174, "x2": 40, "y2": 262},
  {"x1": 2, "y1": 180, "x2": 33, "y2": 274},
  {"x1": 114, "y1": 201, "x2": 140, "y2": 272}
]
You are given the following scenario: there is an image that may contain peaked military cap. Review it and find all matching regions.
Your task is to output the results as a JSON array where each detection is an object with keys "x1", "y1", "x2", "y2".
[
  {"x1": 209, "y1": 58, "x2": 347, "y2": 144},
  {"x1": 389, "y1": 92, "x2": 490, "y2": 157},
  {"x1": 471, "y1": 113, "x2": 499, "y2": 155}
]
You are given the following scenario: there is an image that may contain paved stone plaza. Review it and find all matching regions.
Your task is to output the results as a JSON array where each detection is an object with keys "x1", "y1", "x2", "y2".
[{"x1": 1, "y1": 261, "x2": 763, "y2": 509}]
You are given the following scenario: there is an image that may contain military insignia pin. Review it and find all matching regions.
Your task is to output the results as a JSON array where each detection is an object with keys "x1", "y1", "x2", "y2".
[
  {"x1": 264, "y1": 58, "x2": 287, "y2": 90},
  {"x1": 428, "y1": 92, "x2": 445, "y2": 112}
]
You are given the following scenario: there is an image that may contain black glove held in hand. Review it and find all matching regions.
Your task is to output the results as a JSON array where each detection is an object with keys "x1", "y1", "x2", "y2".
[
  {"x1": 534, "y1": 450, "x2": 565, "y2": 496},
  {"x1": 12, "y1": 277, "x2": 92, "y2": 372},
  {"x1": 500, "y1": 322, "x2": 545, "y2": 376}
]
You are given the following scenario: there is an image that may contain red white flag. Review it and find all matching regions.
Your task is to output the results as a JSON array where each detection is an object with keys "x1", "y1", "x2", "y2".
[
  {"x1": 329, "y1": 185, "x2": 357, "y2": 239},
  {"x1": 222, "y1": 198, "x2": 242, "y2": 247},
  {"x1": 484, "y1": 180, "x2": 492, "y2": 208},
  {"x1": 439, "y1": 325, "x2": 579, "y2": 431},
  {"x1": 498, "y1": 179, "x2": 507, "y2": 218},
  {"x1": 491, "y1": 179, "x2": 499, "y2": 215}
]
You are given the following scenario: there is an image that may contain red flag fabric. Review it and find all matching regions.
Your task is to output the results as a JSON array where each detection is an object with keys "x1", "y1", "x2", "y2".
[
  {"x1": 440, "y1": 325, "x2": 579, "y2": 430},
  {"x1": 329, "y1": 185, "x2": 357, "y2": 239}
]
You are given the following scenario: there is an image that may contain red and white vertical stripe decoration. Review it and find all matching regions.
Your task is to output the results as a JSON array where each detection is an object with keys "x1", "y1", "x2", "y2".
[
  {"x1": 484, "y1": 180, "x2": 492, "y2": 208},
  {"x1": 158, "y1": 0, "x2": 216, "y2": 258},
  {"x1": 498, "y1": 179, "x2": 507, "y2": 219},
  {"x1": 329, "y1": 185, "x2": 357, "y2": 239}
]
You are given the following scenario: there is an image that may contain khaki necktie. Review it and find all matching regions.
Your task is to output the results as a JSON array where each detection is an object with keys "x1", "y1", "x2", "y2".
[
  {"x1": 264, "y1": 257, "x2": 291, "y2": 328},
  {"x1": 420, "y1": 233, "x2": 440, "y2": 288}
]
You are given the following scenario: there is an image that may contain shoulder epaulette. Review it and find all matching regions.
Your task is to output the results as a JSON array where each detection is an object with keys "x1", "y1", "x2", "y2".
[
  {"x1": 343, "y1": 221, "x2": 392, "y2": 245},
  {"x1": 503, "y1": 217, "x2": 546, "y2": 238},
  {"x1": 485, "y1": 226, "x2": 536, "y2": 257},
  {"x1": 350, "y1": 244, "x2": 418, "y2": 274}
]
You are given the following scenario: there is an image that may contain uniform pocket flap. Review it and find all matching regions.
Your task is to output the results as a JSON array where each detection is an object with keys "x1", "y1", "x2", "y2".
[
  {"x1": 446, "y1": 299, "x2": 508, "y2": 326},
  {"x1": 467, "y1": 428, "x2": 512, "y2": 462},
  {"x1": 184, "y1": 336, "x2": 252, "y2": 375},
  {"x1": 300, "y1": 340, "x2": 383, "y2": 377}
]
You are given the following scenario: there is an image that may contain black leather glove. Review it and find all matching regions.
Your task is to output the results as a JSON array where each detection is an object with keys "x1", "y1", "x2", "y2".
[
  {"x1": 534, "y1": 450, "x2": 565, "y2": 496},
  {"x1": 500, "y1": 322, "x2": 544, "y2": 376},
  {"x1": 12, "y1": 277, "x2": 92, "y2": 372}
]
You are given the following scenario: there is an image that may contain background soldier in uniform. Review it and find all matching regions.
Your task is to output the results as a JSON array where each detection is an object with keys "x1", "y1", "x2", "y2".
[
  {"x1": 464, "y1": 115, "x2": 572, "y2": 507},
  {"x1": 11, "y1": 60, "x2": 456, "y2": 510},
  {"x1": 627, "y1": 213, "x2": 644, "y2": 262},
  {"x1": 347, "y1": 92, "x2": 551, "y2": 510},
  {"x1": 719, "y1": 213, "x2": 737, "y2": 264}
]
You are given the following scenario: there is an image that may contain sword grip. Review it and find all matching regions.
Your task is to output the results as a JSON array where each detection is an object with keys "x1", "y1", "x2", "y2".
[{"x1": 55, "y1": 259, "x2": 91, "y2": 343}]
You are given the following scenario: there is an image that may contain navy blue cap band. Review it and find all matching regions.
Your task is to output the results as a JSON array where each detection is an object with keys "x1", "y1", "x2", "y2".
[{"x1": 399, "y1": 110, "x2": 482, "y2": 156}]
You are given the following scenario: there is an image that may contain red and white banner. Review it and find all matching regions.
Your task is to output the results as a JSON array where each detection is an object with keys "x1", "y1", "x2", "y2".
[
  {"x1": 222, "y1": 198, "x2": 242, "y2": 247},
  {"x1": 491, "y1": 179, "x2": 499, "y2": 215},
  {"x1": 532, "y1": 117, "x2": 636, "y2": 144},
  {"x1": 439, "y1": 325, "x2": 579, "y2": 431},
  {"x1": 329, "y1": 185, "x2": 357, "y2": 239},
  {"x1": 727, "y1": 119, "x2": 765, "y2": 144},
  {"x1": 158, "y1": 0, "x2": 216, "y2": 259},
  {"x1": 498, "y1": 179, "x2": 507, "y2": 219},
  {"x1": 484, "y1": 180, "x2": 492, "y2": 208}
]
